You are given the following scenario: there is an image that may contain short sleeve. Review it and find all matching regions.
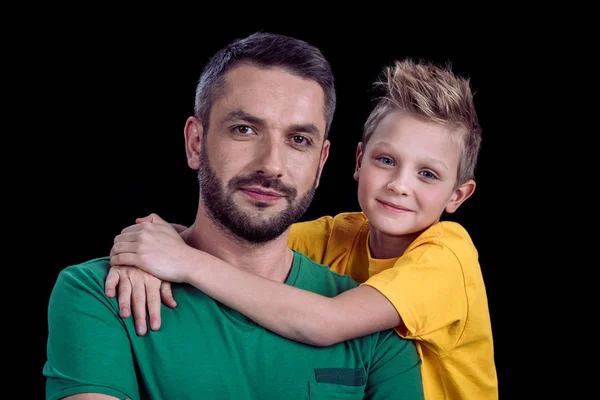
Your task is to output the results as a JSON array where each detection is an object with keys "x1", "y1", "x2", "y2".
[
  {"x1": 43, "y1": 262, "x2": 140, "y2": 400},
  {"x1": 362, "y1": 242, "x2": 468, "y2": 356},
  {"x1": 364, "y1": 330, "x2": 424, "y2": 400}
]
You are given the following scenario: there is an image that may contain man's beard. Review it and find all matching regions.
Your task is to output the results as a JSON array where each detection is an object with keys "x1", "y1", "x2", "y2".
[{"x1": 198, "y1": 142, "x2": 317, "y2": 244}]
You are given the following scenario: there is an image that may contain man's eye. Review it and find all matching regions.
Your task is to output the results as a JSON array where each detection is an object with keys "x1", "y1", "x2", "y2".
[
  {"x1": 292, "y1": 136, "x2": 309, "y2": 145},
  {"x1": 235, "y1": 126, "x2": 255, "y2": 135}
]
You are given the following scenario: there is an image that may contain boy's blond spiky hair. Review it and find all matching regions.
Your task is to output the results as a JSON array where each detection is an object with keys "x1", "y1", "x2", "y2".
[{"x1": 362, "y1": 59, "x2": 482, "y2": 185}]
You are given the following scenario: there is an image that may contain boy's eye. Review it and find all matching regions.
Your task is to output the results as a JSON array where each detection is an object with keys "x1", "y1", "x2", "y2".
[
  {"x1": 376, "y1": 156, "x2": 395, "y2": 166},
  {"x1": 419, "y1": 170, "x2": 436, "y2": 179}
]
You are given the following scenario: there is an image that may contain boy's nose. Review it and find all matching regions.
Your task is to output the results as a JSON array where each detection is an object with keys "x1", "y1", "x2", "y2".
[{"x1": 386, "y1": 175, "x2": 410, "y2": 196}]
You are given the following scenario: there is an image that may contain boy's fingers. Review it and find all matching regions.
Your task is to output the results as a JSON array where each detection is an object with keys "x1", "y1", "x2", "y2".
[
  {"x1": 117, "y1": 277, "x2": 132, "y2": 318},
  {"x1": 105, "y1": 268, "x2": 120, "y2": 297},
  {"x1": 135, "y1": 215, "x2": 153, "y2": 224},
  {"x1": 148, "y1": 213, "x2": 167, "y2": 224},
  {"x1": 147, "y1": 283, "x2": 162, "y2": 331},
  {"x1": 131, "y1": 281, "x2": 148, "y2": 336},
  {"x1": 160, "y1": 282, "x2": 177, "y2": 308}
]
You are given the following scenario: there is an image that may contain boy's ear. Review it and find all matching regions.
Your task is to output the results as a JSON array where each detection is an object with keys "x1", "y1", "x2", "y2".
[
  {"x1": 353, "y1": 142, "x2": 364, "y2": 182},
  {"x1": 445, "y1": 179, "x2": 476, "y2": 213}
]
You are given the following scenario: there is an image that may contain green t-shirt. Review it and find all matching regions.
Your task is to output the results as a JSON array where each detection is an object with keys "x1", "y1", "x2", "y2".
[{"x1": 43, "y1": 250, "x2": 424, "y2": 400}]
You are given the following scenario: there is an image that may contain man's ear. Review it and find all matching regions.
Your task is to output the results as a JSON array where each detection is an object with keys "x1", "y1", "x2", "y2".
[
  {"x1": 314, "y1": 139, "x2": 330, "y2": 188},
  {"x1": 184, "y1": 117, "x2": 203, "y2": 170},
  {"x1": 353, "y1": 142, "x2": 364, "y2": 182},
  {"x1": 445, "y1": 179, "x2": 476, "y2": 213}
]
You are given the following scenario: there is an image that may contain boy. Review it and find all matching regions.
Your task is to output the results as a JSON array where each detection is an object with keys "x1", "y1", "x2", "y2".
[{"x1": 108, "y1": 58, "x2": 498, "y2": 399}]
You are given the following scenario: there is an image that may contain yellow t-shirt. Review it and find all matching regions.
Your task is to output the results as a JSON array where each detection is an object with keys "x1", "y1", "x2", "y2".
[{"x1": 288, "y1": 212, "x2": 498, "y2": 400}]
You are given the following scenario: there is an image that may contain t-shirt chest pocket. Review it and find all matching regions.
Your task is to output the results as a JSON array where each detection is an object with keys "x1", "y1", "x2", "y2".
[{"x1": 308, "y1": 368, "x2": 366, "y2": 399}]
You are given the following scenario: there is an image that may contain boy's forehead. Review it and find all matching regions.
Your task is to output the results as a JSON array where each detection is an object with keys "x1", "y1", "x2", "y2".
[{"x1": 369, "y1": 111, "x2": 461, "y2": 165}]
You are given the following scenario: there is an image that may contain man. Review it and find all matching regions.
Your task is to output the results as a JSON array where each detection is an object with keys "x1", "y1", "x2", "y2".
[{"x1": 43, "y1": 31, "x2": 424, "y2": 399}]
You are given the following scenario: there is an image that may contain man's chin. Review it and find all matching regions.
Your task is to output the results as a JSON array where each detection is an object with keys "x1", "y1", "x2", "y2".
[
  {"x1": 235, "y1": 195, "x2": 285, "y2": 211},
  {"x1": 227, "y1": 219, "x2": 289, "y2": 244},
  {"x1": 236, "y1": 203, "x2": 286, "y2": 219},
  {"x1": 236, "y1": 215, "x2": 284, "y2": 231}
]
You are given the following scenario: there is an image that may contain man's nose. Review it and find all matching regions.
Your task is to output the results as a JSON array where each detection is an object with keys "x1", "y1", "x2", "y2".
[{"x1": 254, "y1": 138, "x2": 284, "y2": 178}]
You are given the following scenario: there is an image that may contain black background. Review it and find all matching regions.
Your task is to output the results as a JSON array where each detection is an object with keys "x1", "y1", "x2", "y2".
[{"x1": 23, "y1": 15, "x2": 528, "y2": 398}]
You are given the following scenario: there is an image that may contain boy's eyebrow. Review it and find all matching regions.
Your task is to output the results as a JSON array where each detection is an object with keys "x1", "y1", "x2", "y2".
[
  {"x1": 424, "y1": 157, "x2": 449, "y2": 171},
  {"x1": 371, "y1": 141, "x2": 450, "y2": 171}
]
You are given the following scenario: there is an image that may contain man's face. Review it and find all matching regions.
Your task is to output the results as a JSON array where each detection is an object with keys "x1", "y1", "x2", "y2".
[{"x1": 192, "y1": 64, "x2": 330, "y2": 243}]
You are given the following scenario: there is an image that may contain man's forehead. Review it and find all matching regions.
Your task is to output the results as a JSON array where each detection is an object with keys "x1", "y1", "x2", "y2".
[
  {"x1": 222, "y1": 64, "x2": 323, "y2": 98},
  {"x1": 213, "y1": 66, "x2": 327, "y2": 134}
]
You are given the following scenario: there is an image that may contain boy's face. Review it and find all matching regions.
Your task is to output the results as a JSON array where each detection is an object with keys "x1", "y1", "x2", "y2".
[{"x1": 354, "y1": 110, "x2": 474, "y2": 241}]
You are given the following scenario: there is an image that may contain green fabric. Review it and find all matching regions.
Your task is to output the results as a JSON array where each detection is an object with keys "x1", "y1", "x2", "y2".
[{"x1": 44, "y1": 251, "x2": 424, "y2": 399}]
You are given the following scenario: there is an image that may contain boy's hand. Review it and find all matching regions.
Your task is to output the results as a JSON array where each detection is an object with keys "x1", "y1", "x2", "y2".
[
  {"x1": 110, "y1": 214, "x2": 194, "y2": 283},
  {"x1": 106, "y1": 213, "x2": 189, "y2": 335},
  {"x1": 105, "y1": 266, "x2": 176, "y2": 335}
]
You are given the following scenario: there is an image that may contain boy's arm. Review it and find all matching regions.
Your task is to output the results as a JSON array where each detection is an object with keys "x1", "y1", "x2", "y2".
[
  {"x1": 110, "y1": 215, "x2": 402, "y2": 346},
  {"x1": 105, "y1": 213, "x2": 339, "y2": 337},
  {"x1": 44, "y1": 263, "x2": 140, "y2": 400},
  {"x1": 184, "y1": 256, "x2": 402, "y2": 346}
]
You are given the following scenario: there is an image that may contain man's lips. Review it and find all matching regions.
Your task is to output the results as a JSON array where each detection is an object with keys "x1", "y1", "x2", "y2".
[
  {"x1": 377, "y1": 199, "x2": 413, "y2": 213},
  {"x1": 240, "y1": 187, "x2": 285, "y2": 202}
]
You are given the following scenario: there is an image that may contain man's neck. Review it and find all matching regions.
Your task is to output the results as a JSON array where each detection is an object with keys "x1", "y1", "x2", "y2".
[{"x1": 182, "y1": 210, "x2": 294, "y2": 283}]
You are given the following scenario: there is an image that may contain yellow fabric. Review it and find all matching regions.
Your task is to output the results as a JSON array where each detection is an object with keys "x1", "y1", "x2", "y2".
[{"x1": 288, "y1": 212, "x2": 497, "y2": 400}]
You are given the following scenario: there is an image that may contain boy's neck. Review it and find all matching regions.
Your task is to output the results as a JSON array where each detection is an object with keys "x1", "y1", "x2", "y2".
[
  {"x1": 368, "y1": 228, "x2": 421, "y2": 259},
  {"x1": 183, "y1": 208, "x2": 294, "y2": 283}
]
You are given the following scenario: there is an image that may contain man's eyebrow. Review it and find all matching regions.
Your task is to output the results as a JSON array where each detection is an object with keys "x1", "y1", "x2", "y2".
[
  {"x1": 221, "y1": 110, "x2": 266, "y2": 126},
  {"x1": 288, "y1": 123, "x2": 321, "y2": 139},
  {"x1": 222, "y1": 110, "x2": 322, "y2": 139}
]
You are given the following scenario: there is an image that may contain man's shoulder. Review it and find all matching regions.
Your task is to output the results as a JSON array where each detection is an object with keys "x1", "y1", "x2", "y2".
[
  {"x1": 291, "y1": 250, "x2": 359, "y2": 294},
  {"x1": 53, "y1": 256, "x2": 111, "y2": 293}
]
